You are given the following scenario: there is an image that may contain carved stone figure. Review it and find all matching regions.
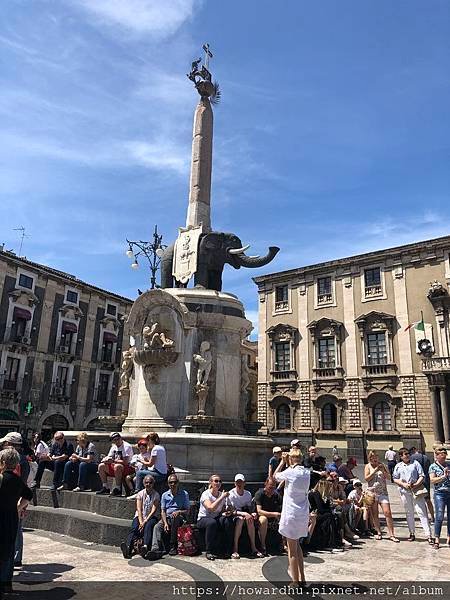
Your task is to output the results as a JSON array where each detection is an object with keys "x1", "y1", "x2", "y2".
[
  {"x1": 241, "y1": 355, "x2": 250, "y2": 393},
  {"x1": 119, "y1": 348, "x2": 134, "y2": 395},
  {"x1": 142, "y1": 323, "x2": 174, "y2": 349},
  {"x1": 193, "y1": 341, "x2": 212, "y2": 386},
  {"x1": 161, "y1": 232, "x2": 279, "y2": 291}
]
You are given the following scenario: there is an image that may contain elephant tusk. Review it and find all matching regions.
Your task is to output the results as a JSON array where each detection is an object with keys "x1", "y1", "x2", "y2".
[{"x1": 228, "y1": 244, "x2": 251, "y2": 255}]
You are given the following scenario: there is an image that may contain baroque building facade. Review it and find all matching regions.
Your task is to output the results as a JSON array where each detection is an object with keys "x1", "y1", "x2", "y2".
[
  {"x1": 0, "y1": 248, "x2": 132, "y2": 439},
  {"x1": 254, "y1": 235, "x2": 450, "y2": 458}
]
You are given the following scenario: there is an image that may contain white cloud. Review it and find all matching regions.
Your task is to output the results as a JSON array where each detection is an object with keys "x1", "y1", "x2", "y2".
[
  {"x1": 123, "y1": 139, "x2": 189, "y2": 174},
  {"x1": 72, "y1": 0, "x2": 199, "y2": 37}
]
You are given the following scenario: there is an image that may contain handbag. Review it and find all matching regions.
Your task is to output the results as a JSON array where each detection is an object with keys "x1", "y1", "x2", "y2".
[
  {"x1": 177, "y1": 524, "x2": 198, "y2": 556},
  {"x1": 412, "y1": 483, "x2": 428, "y2": 499}
]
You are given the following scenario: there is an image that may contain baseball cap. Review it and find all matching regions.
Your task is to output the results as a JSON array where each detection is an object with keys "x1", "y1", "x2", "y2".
[
  {"x1": 290, "y1": 439, "x2": 300, "y2": 447},
  {"x1": 0, "y1": 432, "x2": 23, "y2": 445},
  {"x1": 109, "y1": 432, "x2": 121, "y2": 440},
  {"x1": 338, "y1": 477, "x2": 348, "y2": 484},
  {"x1": 272, "y1": 446, "x2": 282, "y2": 453},
  {"x1": 353, "y1": 479, "x2": 363, "y2": 487},
  {"x1": 234, "y1": 473, "x2": 246, "y2": 482}
]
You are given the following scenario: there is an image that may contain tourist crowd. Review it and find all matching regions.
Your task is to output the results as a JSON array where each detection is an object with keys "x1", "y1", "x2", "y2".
[{"x1": 0, "y1": 430, "x2": 449, "y2": 591}]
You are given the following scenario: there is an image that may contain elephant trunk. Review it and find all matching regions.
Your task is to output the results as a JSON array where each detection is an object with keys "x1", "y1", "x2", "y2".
[{"x1": 232, "y1": 246, "x2": 280, "y2": 268}]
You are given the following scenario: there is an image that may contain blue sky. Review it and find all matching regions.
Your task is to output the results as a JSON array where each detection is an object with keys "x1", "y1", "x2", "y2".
[{"x1": 1, "y1": 1, "x2": 449, "y2": 334}]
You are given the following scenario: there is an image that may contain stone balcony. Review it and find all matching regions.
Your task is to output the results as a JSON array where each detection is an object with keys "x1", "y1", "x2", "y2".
[
  {"x1": 361, "y1": 363, "x2": 398, "y2": 391},
  {"x1": 269, "y1": 369, "x2": 298, "y2": 392},
  {"x1": 312, "y1": 366, "x2": 345, "y2": 392},
  {"x1": 422, "y1": 357, "x2": 450, "y2": 373}
]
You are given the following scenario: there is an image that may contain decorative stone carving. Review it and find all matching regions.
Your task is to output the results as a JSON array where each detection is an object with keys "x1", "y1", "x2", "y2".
[
  {"x1": 193, "y1": 341, "x2": 212, "y2": 386},
  {"x1": 172, "y1": 225, "x2": 203, "y2": 284},
  {"x1": 9, "y1": 288, "x2": 39, "y2": 308},
  {"x1": 195, "y1": 383, "x2": 209, "y2": 416},
  {"x1": 119, "y1": 348, "x2": 134, "y2": 396},
  {"x1": 143, "y1": 323, "x2": 174, "y2": 350},
  {"x1": 241, "y1": 355, "x2": 250, "y2": 393},
  {"x1": 428, "y1": 280, "x2": 448, "y2": 299}
]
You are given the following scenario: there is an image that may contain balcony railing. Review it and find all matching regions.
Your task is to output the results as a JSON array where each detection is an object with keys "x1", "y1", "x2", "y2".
[
  {"x1": 317, "y1": 293, "x2": 333, "y2": 305},
  {"x1": 313, "y1": 366, "x2": 344, "y2": 378},
  {"x1": 0, "y1": 377, "x2": 23, "y2": 393},
  {"x1": 49, "y1": 382, "x2": 71, "y2": 399},
  {"x1": 270, "y1": 369, "x2": 297, "y2": 381},
  {"x1": 364, "y1": 285, "x2": 383, "y2": 298},
  {"x1": 94, "y1": 387, "x2": 112, "y2": 406},
  {"x1": 3, "y1": 327, "x2": 31, "y2": 345},
  {"x1": 362, "y1": 363, "x2": 397, "y2": 376},
  {"x1": 422, "y1": 357, "x2": 450, "y2": 373},
  {"x1": 275, "y1": 300, "x2": 289, "y2": 311}
]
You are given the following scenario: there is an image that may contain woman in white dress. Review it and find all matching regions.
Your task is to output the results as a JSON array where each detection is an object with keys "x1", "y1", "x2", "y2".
[{"x1": 274, "y1": 448, "x2": 310, "y2": 586}]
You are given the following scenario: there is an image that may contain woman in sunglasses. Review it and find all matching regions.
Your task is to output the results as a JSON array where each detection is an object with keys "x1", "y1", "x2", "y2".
[{"x1": 196, "y1": 474, "x2": 235, "y2": 560}]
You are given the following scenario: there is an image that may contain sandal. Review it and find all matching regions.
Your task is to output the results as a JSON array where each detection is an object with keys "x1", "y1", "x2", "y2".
[
  {"x1": 375, "y1": 534, "x2": 382, "y2": 540},
  {"x1": 231, "y1": 552, "x2": 240, "y2": 559},
  {"x1": 428, "y1": 537, "x2": 434, "y2": 546},
  {"x1": 389, "y1": 536, "x2": 400, "y2": 543},
  {"x1": 251, "y1": 551, "x2": 264, "y2": 558},
  {"x1": 433, "y1": 540, "x2": 440, "y2": 550}
]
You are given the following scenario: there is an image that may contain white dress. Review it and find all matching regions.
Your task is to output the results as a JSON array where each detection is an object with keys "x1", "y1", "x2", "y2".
[{"x1": 275, "y1": 465, "x2": 310, "y2": 539}]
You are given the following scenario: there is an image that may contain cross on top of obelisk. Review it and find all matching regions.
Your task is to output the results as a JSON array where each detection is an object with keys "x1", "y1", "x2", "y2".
[{"x1": 202, "y1": 43, "x2": 213, "y2": 69}]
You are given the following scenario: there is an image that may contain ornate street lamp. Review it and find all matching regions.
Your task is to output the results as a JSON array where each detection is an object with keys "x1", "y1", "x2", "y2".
[{"x1": 125, "y1": 225, "x2": 166, "y2": 290}]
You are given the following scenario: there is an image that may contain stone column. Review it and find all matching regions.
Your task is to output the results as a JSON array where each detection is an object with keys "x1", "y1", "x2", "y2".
[
  {"x1": 439, "y1": 387, "x2": 450, "y2": 443},
  {"x1": 186, "y1": 97, "x2": 213, "y2": 232},
  {"x1": 430, "y1": 387, "x2": 444, "y2": 444}
]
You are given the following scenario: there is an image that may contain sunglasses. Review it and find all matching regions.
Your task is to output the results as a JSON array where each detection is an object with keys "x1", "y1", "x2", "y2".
[
  {"x1": 212, "y1": 479, "x2": 222, "y2": 483},
  {"x1": 168, "y1": 481, "x2": 178, "y2": 485}
]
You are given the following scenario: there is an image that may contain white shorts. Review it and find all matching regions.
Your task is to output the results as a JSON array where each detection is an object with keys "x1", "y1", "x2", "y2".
[{"x1": 377, "y1": 494, "x2": 390, "y2": 505}]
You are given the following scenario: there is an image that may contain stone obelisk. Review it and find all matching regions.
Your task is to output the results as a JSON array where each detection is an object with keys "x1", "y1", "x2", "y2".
[{"x1": 185, "y1": 46, "x2": 216, "y2": 233}]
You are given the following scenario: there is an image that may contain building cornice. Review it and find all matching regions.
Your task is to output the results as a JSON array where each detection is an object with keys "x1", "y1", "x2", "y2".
[{"x1": 252, "y1": 234, "x2": 450, "y2": 287}]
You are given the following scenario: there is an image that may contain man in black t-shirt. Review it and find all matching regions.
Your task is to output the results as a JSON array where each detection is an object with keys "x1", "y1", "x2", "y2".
[{"x1": 253, "y1": 478, "x2": 282, "y2": 555}]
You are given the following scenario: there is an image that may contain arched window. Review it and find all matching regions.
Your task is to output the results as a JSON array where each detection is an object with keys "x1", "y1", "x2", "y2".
[
  {"x1": 42, "y1": 414, "x2": 69, "y2": 440},
  {"x1": 373, "y1": 401, "x2": 391, "y2": 431},
  {"x1": 322, "y1": 403, "x2": 337, "y2": 430},
  {"x1": 276, "y1": 404, "x2": 291, "y2": 430}
]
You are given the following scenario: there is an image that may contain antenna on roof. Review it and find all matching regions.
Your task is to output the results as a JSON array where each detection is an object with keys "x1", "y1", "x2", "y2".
[{"x1": 13, "y1": 226, "x2": 29, "y2": 256}]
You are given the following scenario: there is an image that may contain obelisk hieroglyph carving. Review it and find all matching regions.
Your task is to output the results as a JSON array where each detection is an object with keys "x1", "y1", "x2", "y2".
[{"x1": 186, "y1": 44, "x2": 218, "y2": 234}]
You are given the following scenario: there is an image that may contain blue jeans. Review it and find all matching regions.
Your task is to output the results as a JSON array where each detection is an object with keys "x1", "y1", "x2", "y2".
[
  {"x1": 63, "y1": 461, "x2": 98, "y2": 488},
  {"x1": 135, "y1": 469, "x2": 166, "y2": 491},
  {"x1": 434, "y1": 490, "x2": 450, "y2": 538}
]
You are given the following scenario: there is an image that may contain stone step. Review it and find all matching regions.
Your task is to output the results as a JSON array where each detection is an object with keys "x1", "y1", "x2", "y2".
[{"x1": 25, "y1": 505, "x2": 130, "y2": 546}]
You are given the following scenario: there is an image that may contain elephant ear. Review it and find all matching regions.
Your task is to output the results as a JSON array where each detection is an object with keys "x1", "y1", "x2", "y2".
[{"x1": 202, "y1": 234, "x2": 220, "y2": 251}]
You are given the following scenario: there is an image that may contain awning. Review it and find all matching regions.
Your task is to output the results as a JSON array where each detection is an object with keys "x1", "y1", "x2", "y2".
[
  {"x1": 103, "y1": 331, "x2": 117, "y2": 343},
  {"x1": 62, "y1": 321, "x2": 78, "y2": 333},
  {"x1": 13, "y1": 307, "x2": 32, "y2": 321}
]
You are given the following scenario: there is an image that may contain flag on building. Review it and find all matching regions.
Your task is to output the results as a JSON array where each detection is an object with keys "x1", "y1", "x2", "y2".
[{"x1": 404, "y1": 315, "x2": 425, "y2": 332}]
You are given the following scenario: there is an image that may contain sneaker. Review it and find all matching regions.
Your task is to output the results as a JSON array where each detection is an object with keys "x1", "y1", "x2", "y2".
[
  {"x1": 96, "y1": 487, "x2": 110, "y2": 495},
  {"x1": 57, "y1": 484, "x2": 68, "y2": 491},
  {"x1": 120, "y1": 542, "x2": 131, "y2": 559},
  {"x1": 30, "y1": 482, "x2": 40, "y2": 489},
  {"x1": 111, "y1": 487, "x2": 122, "y2": 497},
  {"x1": 168, "y1": 548, "x2": 178, "y2": 556},
  {"x1": 139, "y1": 545, "x2": 148, "y2": 558},
  {"x1": 49, "y1": 485, "x2": 56, "y2": 491},
  {"x1": 73, "y1": 486, "x2": 85, "y2": 492},
  {"x1": 331, "y1": 548, "x2": 344, "y2": 553}
]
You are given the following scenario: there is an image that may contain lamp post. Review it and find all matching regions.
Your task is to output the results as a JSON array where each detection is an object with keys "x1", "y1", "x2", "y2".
[{"x1": 125, "y1": 225, "x2": 166, "y2": 290}]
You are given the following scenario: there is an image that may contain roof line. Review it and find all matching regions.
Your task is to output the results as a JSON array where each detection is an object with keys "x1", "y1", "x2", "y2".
[
  {"x1": 253, "y1": 233, "x2": 450, "y2": 284},
  {"x1": 1, "y1": 250, "x2": 133, "y2": 304}
]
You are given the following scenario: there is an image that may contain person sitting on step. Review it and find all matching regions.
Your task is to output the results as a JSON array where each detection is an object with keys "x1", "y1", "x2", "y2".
[
  {"x1": 228, "y1": 473, "x2": 264, "y2": 559},
  {"x1": 120, "y1": 474, "x2": 160, "y2": 559},
  {"x1": 254, "y1": 477, "x2": 282, "y2": 556},
  {"x1": 57, "y1": 432, "x2": 98, "y2": 492},
  {"x1": 146, "y1": 473, "x2": 190, "y2": 559},
  {"x1": 31, "y1": 431, "x2": 73, "y2": 491},
  {"x1": 125, "y1": 439, "x2": 151, "y2": 496},
  {"x1": 97, "y1": 432, "x2": 134, "y2": 497}
]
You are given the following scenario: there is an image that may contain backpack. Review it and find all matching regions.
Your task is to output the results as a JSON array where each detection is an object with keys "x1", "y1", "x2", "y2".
[{"x1": 177, "y1": 524, "x2": 198, "y2": 556}]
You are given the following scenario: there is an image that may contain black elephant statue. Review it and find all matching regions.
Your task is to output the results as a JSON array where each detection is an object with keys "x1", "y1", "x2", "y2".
[{"x1": 160, "y1": 231, "x2": 279, "y2": 292}]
